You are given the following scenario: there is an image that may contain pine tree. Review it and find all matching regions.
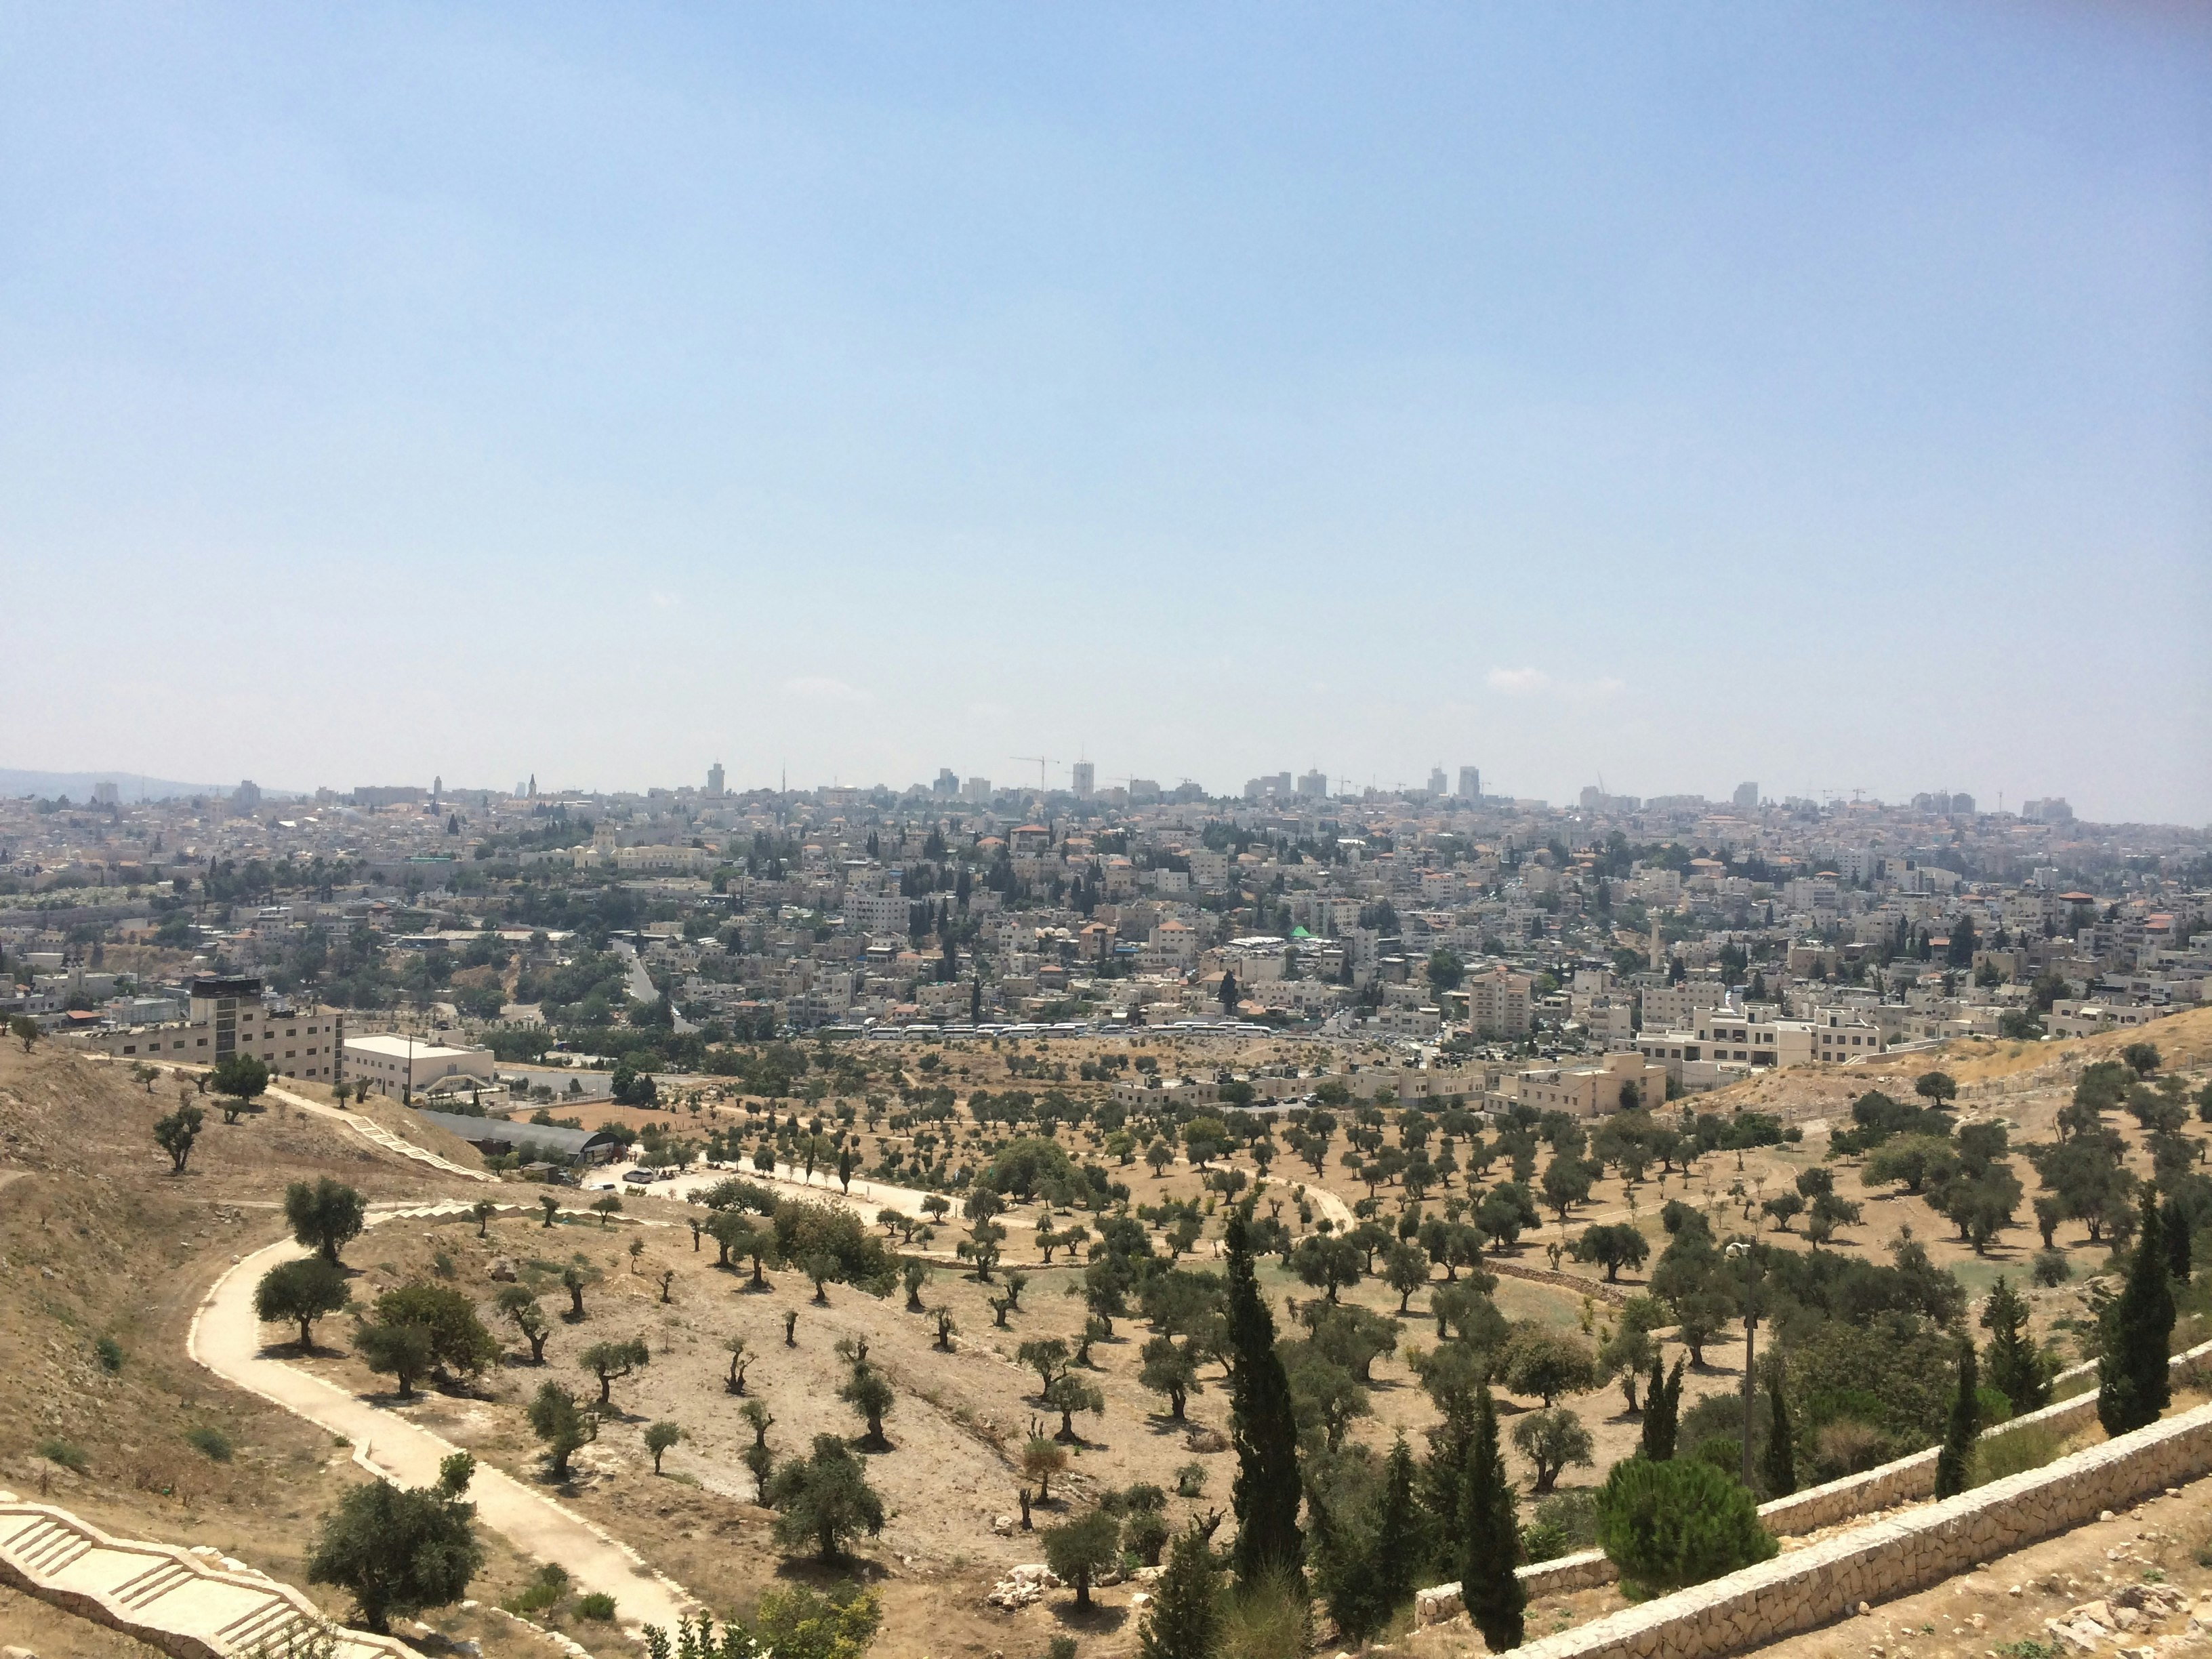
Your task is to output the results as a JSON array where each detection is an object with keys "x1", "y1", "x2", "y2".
[
  {"x1": 1640, "y1": 1356, "x2": 1683, "y2": 1461},
  {"x1": 1224, "y1": 1208, "x2": 1304, "y2": 1589},
  {"x1": 1141, "y1": 1523, "x2": 1224, "y2": 1659},
  {"x1": 1761, "y1": 1365, "x2": 1795, "y2": 1498},
  {"x1": 2100, "y1": 1190, "x2": 2176, "y2": 1437},
  {"x1": 1460, "y1": 1384, "x2": 1525, "y2": 1654},
  {"x1": 1980, "y1": 1275, "x2": 2051, "y2": 1415},
  {"x1": 1933, "y1": 1334, "x2": 1978, "y2": 1499}
]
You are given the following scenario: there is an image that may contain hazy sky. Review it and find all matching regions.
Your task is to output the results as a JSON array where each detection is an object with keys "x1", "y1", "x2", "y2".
[{"x1": 5, "y1": 5, "x2": 2209, "y2": 821}]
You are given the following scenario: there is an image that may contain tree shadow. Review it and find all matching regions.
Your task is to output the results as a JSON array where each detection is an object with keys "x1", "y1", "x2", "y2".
[
  {"x1": 771, "y1": 1554, "x2": 891, "y2": 1588},
  {"x1": 1052, "y1": 1603, "x2": 1130, "y2": 1635},
  {"x1": 255, "y1": 1338, "x2": 328, "y2": 1361}
]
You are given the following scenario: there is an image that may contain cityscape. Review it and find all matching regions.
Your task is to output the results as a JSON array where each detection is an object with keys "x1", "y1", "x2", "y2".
[
  {"x1": 5, "y1": 764, "x2": 2198, "y2": 1082},
  {"x1": 3, "y1": 7, "x2": 2209, "y2": 1659}
]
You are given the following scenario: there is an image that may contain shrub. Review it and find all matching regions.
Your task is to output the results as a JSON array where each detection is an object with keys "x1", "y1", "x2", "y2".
[
  {"x1": 1520, "y1": 1490, "x2": 1601, "y2": 1563},
  {"x1": 1219, "y1": 1570, "x2": 1309, "y2": 1659},
  {"x1": 37, "y1": 1438, "x2": 88, "y2": 1473},
  {"x1": 575, "y1": 1593, "x2": 617, "y2": 1621},
  {"x1": 1124, "y1": 1507, "x2": 1172, "y2": 1566},
  {"x1": 1810, "y1": 1418, "x2": 1893, "y2": 1483},
  {"x1": 1595, "y1": 1457, "x2": 1776, "y2": 1594},
  {"x1": 505, "y1": 1563, "x2": 571, "y2": 1617},
  {"x1": 1691, "y1": 1436, "x2": 1742, "y2": 1478},
  {"x1": 743, "y1": 1585, "x2": 882, "y2": 1659},
  {"x1": 1973, "y1": 1422, "x2": 2068, "y2": 1487},
  {"x1": 186, "y1": 1425, "x2": 234, "y2": 1462},
  {"x1": 94, "y1": 1336, "x2": 124, "y2": 1374},
  {"x1": 2034, "y1": 1249, "x2": 2072, "y2": 1288}
]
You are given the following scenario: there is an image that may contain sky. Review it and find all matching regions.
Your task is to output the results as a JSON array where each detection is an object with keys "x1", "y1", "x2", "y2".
[{"x1": 3, "y1": 3, "x2": 2209, "y2": 822}]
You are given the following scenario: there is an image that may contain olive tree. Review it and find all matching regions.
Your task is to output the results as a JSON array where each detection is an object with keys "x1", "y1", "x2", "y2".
[
  {"x1": 255, "y1": 1256, "x2": 348, "y2": 1350},
  {"x1": 285, "y1": 1177, "x2": 367, "y2": 1265},
  {"x1": 764, "y1": 1434, "x2": 886, "y2": 1562},
  {"x1": 304, "y1": 1462, "x2": 482, "y2": 1633}
]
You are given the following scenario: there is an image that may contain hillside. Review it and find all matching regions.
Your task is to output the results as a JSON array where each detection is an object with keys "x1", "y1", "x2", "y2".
[
  {"x1": 5, "y1": 1000, "x2": 2212, "y2": 1659},
  {"x1": 0, "y1": 1043, "x2": 558, "y2": 1658}
]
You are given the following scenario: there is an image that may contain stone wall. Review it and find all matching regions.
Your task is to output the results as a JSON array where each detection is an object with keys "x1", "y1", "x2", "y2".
[
  {"x1": 1758, "y1": 1336, "x2": 2212, "y2": 1537},
  {"x1": 1494, "y1": 1400, "x2": 2212, "y2": 1659},
  {"x1": 1488, "y1": 1260, "x2": 1631, "y2": 1307},
  {"x1": 1416, "y1": 1338, "x2": 2212, "y2": 1629}
]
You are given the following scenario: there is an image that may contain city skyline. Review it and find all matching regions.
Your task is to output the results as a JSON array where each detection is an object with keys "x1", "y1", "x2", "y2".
[{"x1": 0, "y1": 760, "x2": 2110, "y2": 834}]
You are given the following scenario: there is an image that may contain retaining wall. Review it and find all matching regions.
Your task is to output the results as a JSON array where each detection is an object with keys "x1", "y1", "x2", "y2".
[
  {"x1": 1496, "y1": 1397, "x2": 2212, "y2": 1659},
  {"x1": 1419, "y1": 1336, "x2": 2212, "y2": 1622}
]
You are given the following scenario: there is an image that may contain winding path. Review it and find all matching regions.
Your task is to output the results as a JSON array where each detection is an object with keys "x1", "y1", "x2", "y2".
[{"x1": 190, "y1": 1202, "x2": 696, "y2": 1637}]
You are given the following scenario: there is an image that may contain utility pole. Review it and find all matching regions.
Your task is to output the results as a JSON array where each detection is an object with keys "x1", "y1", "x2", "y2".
[{"x1": 1727, "y1": 1237, "x2": 1761, "y2": 1488}]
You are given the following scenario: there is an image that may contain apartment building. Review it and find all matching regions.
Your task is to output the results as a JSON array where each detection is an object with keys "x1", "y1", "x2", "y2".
[
  {"x1": 1639, "y1": 980, "x2": 1723, "y2": 1031},
  {"x1": 86, "y1": 975, "x2": 346, "y2": 1082},
  {"x1": 844, "y1": 888, "x2": 911, "y2": 933},
  {"x1": 1463, "y1": 965, "x2": 1532, "y2": 1037}
]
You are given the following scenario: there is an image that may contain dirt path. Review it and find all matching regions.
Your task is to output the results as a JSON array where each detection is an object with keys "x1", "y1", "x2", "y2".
[
  {"x1": 189, "y1": 1204, "x2": 695, "y2": 1637},
  {"x1": 626, "y1": 1156, "x2": 944, "y2": 1219}
]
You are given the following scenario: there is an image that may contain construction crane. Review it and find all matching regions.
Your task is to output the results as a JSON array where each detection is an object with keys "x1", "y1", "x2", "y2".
[{"x1": 1010, "y1": 756, "x2": 1060, "y2": 792}]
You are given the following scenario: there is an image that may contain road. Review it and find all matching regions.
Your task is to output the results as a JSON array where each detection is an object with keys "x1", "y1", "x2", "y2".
[
  {"x1": 610, "y1": 940, "x2": 695, "y2": 1034},
  {"x1": 191, "y1": 1206, "x2": 696, "y2": 1637}
]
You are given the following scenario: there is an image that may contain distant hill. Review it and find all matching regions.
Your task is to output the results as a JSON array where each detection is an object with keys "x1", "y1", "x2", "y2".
[{"x1": 0, "y1": 768, "x2": 296, "y2": 802}]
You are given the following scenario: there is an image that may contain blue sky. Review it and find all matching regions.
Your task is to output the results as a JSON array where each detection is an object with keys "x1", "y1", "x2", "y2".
[{"x1": 4, "y1": 3, "x2": 2208, "y2": 819}]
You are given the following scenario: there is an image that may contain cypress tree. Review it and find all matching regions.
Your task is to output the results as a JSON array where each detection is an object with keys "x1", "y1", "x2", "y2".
[
  {"x1": 1981, "y1": 1276, "x2": 2050, "y2": 1415},
  {"x1": 1640, "y1": 1356, "x2": 1683, "y2": 1462},
  {"x1": 1374, "y1": 1434, "x2": 1420, "y2": 1621},
  {"x1": 1223, "y1": 1207, "x2": 1304, "y2": 1589},
  {"x1": 1760, "y1": 1365, "x2": 1795, "y2": 1498},
  {"x1": 2100, "y1": 1190, "x2": 2175, "y2": 1437},
  {"x1": 1314, "y1": 1435, "x2": 1420, "y2": 1645},
  {"x1": 1141, "y1": 1523, "x2": 1224, "y2": 1659},
  {"x1": 2162, "y1": 1195, "x2": 2192, "y2": 1285},
  {"x1": 1933, "y1": 1334, "x2": 1978, "y2": 1499},
  {"x1": 1460, "y1": 1384, "x2": 1525, "y2": 1654},
  {"x1": 1418, "y1": 1385, "x2": 1477, "y2": 1576}
]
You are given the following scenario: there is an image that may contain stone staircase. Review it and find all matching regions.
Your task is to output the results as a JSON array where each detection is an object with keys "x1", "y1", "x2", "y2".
[
  {"x1": 0, "y1": 1493, "x2": 409, "y2": 1659},
  {"x1": 261, "y1": 1085, "x2": 495, "y2": 1184}
]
